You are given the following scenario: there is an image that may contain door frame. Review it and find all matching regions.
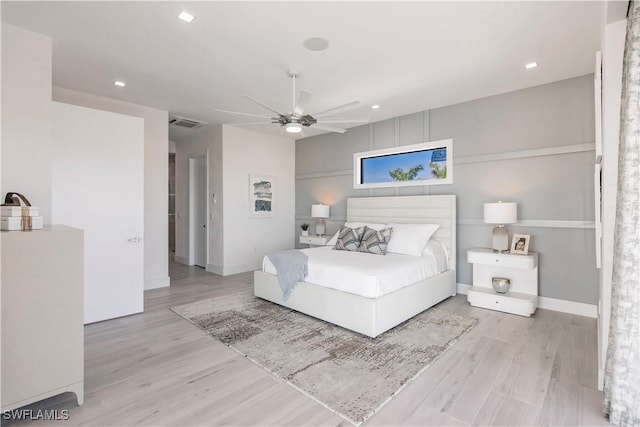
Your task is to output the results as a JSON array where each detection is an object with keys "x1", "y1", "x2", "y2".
[{"x1": 188, "y1": 151, "x2": 209, "y2": 267}]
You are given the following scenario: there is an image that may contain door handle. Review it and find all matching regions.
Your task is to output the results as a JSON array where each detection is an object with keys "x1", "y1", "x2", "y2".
[{"x1": 127, "y1": 237, "x2": 142, "y2": 243}]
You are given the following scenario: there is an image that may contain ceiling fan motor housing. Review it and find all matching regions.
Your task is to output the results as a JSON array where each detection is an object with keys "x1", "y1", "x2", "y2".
[{"x1": 277, "y1": 114, "x2": 317, "y2": 127}]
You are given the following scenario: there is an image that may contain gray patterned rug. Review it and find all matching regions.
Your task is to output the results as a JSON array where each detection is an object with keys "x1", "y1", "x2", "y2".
[{"x1": 171, "y1": 290, "x2": 477, "y2": 425}]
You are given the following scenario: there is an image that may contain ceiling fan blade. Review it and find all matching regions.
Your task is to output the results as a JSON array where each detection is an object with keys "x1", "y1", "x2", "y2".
[
  {"x1": 240, "y1": 94, "x2": 284, "y2": 117},
  {"x1": 310, "y1": 123, "x2": 347, "y2": 134},
  {"x1": 294, "y1": 90, "x2": 312, "y2": 116},
  {"x1": 313, "y1": 101, "x2": 361, "y2": 118},
  {"x1": 317, "y1": 118, "x2": 370, "y2": 124},
  {"x1": 215, "y1": 109, "x2": 274, "y2": 120}
]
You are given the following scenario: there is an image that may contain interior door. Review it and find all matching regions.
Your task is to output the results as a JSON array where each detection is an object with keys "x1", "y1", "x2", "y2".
[
  {"x1": 193, "y1": 156, "x2": 207, "y2": 268},
  {"x1": 51, "y1": 101, "x2": 144, "y2": 324}
]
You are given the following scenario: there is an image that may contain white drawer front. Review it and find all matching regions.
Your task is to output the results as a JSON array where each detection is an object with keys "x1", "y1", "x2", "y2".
[
  {"x1": 467, "y1": 289, "x2": 536, "y2": 317},
  {"x1": 467, "y1": 250, "x2": 536, "y2": 269}
]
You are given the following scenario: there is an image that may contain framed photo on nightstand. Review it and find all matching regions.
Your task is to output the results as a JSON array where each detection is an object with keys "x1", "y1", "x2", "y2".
[{"x1": 510, "y1": 234, "x2": 530, "y2": 255}]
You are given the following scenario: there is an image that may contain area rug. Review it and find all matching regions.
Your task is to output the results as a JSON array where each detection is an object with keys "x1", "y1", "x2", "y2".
[{"x1": 171, "y1": 291, "x2": 477, "y2": 425}]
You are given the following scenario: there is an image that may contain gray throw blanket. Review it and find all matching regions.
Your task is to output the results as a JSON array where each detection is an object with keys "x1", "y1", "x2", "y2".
[{"x1": 267, "y1": 250, "x2": 308, "y2": 301}]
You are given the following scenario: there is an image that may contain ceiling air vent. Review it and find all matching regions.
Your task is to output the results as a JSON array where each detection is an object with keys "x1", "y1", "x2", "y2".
[{"x1": 169, "y1": 116, "x2": 207, "y2": 129}]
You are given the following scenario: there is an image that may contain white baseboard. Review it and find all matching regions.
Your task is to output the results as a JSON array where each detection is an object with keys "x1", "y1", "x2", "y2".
[
  {"x1": 456, "y1": 283, "x2": 472, "y2": 295},
  {"x1": 456, "y1": 283, "x2": 597, "y2": 318},
  {"x1": 206, "y1": 263, "x2": 223, "y2": 275},
  {"x1": 538, "y1": 296, "x2": 598, "y2": 318},
  {"x1": 221, "y1": 262, "x2": 262, "y2": 276},
  {"x1": 144, "y1": 276, "x2": 170, "y2": 290},
  {"x1": 206, "y1": 262, "x2": 262, "y2": 276},
  {"x1": 174, "y1": 255, "x2": 189, "y2": 265}
]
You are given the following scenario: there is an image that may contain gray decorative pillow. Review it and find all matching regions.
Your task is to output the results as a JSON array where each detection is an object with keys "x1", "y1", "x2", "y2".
[
  {"x1": 333, "y1": 226, "x2": 365, "y2": 251},
  {"x1": 358, "y1": 226, "x2": 393, "y2": 255}
]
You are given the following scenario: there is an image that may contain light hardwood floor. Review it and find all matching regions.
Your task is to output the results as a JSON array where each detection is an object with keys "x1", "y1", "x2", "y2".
[{"x1": 8, "y1": 261, "x2": 610, "y2": 426}]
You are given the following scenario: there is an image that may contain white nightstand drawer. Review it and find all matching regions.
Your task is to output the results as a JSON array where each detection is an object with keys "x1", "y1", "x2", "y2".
[
  {"x1": 300, "y1": 235, "x2": 329, "y2": 246},
  {"x1": 467, "y1": 248, "x2": 536, "y2": 269},
  {"x1": 467, "y1": 287, "x2": 537, "y2": 317}
]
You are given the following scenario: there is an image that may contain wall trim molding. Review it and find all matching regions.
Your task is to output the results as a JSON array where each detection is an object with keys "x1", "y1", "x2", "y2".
[
  {"x1": 174, "y1": 255, "x2": 190, "y2": 265},
  {"x1": 454, "y1": 143, "x2": 595, "y2": 165},
  {"x1": 538, "y1": 296, "x2": 598, "y2": 318},
  {"x1": 296, "y1": 216, "x2": 595, "y2": 230},
  {"x1": 458, "y1": 218, "x2": 596, "y2": 229},
  {"x1": 296, "y1": 214, "x2": 347, "y2": 221},
  {"x1": 296, "y1": 170, "x2": 351, "y2": 180},
  {"x1": 457, "y1": 283, "x2": 597, "y2": 318},
  {"x1": 144, "y1": 276, "x2": 170, "y2": 290},
  {"x1": 294, "y1": 143, "x2": 595, "y2": 181}
]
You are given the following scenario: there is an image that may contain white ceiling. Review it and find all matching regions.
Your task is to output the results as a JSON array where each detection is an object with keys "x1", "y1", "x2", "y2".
[{"x1": 2, "y1": 1, "x2": 606, "y2": 142}]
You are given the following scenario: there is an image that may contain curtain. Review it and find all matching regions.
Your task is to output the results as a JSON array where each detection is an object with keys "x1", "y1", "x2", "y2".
[{"x1": 603, "y1": 1, "x2": 640, "y2": 425}]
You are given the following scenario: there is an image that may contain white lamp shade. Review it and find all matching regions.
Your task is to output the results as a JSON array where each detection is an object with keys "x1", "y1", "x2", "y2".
[
  {"x1": 484, "y1": 202, "x2": 517, "y2": 224},
  {"x1": 311, "y1": 204, "x2": 330, "y2": 218}
]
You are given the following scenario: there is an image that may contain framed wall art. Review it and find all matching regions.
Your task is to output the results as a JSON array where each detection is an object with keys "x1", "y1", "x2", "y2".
[
  {"x1": 249, "y1": 174, "x2": 275, "y2": 217},
  {"x1": 353, "y1": 139, "x2": 453, "y2": 189}
]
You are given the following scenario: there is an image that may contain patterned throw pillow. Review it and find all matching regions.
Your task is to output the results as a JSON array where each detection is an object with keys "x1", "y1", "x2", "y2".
[
  {"x1": 358, "y1": 226, "x2": 393, "y2": 255},
  {"x1": 333, "y1": 226, "x2": 365, "y2": 251}
]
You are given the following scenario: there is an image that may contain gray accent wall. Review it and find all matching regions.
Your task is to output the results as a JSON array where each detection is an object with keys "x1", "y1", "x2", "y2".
[{"x1": 295, "y1": 74, "x2": 597, "y2": 305}]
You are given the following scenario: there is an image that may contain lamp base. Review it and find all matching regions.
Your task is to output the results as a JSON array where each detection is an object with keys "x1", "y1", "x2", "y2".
[
  {"x1": 315, "y1": 219, "x2": 326, "y2": 236},
  {"x1": 492, "y1": 225, "x2": 509, "y2": 252}
]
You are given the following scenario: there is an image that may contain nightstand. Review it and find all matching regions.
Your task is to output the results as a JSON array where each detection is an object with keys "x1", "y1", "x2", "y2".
[
  {"x1": 466, "y1": 248, "x2": 538, "y2": 317},
  {"x1": 299, "y1": 235, "x2": 329, "y2": 247}
]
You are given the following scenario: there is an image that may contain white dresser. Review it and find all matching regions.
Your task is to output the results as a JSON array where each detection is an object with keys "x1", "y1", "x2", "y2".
[
  {"x1": 1, "y1": 225, "x2": 84, "y2": 410},
  {"x1": 466, "y1": 247, "x2": 538, "y2": 317}
]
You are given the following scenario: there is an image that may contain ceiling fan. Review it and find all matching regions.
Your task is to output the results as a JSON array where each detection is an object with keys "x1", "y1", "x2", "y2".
[{"x1": 215, "y1": 70, "x2": 368, "y2": 134}]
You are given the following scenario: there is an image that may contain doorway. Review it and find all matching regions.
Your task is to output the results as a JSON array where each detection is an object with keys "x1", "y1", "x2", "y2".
[
  {"x1": 189, "y1": 154, "x2": 208, "y2": 268},
  {"x1": 168, "y1": 153, "x2": 176, "y2": 254}
]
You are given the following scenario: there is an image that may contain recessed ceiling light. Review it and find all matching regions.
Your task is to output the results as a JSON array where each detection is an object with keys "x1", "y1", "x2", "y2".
[
  {"x1": 371, "y1": 104, "x2": 380, "y2": 110},
  {"x1": 114, "y1": 81, "x2": 126, "y2": 87},
  {"x1": 525, "y1": 62, "x2": 538, "y2": 70},
  {"x1": 178, "y1": 11, "x2": 195, "y2": 23},
  {"x1": 303, "y1": 37, "x2": 329, "y2": 52}
]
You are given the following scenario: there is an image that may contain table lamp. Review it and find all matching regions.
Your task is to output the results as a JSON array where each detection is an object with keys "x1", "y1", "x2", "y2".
[
  {"x1": 484, "y1": 202, "x2": 517, "y2": 252},
  {"x1": 311, "y1": 204, "x2": 330, "y2": 236}
]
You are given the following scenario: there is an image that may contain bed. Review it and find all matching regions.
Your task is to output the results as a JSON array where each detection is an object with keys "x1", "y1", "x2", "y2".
[{"x1": 253, "y1": 195, "x2": 457, "y2": 338}]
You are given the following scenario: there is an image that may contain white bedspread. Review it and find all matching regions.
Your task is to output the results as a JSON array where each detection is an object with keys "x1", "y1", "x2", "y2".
[{"x1": 262, "y1": 246, "x2": 445, "y2": 298}]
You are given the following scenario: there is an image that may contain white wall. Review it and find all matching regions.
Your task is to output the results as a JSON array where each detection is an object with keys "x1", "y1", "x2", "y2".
[
  {"x1": 174, "y1": 125, "x2": 295, "y2": 275},
  {"x1": 221, "y1": 126, "x2": 295, "y2": 275},
  {"x1": 598, "y1": 17, "x2": 626, "y2": 390},
  {"x1": 52, "y1": 87, "x2": 170, "y2": 290},
  {"x1": 1, "y1": 24, "x2": 52, "y2": 222}
]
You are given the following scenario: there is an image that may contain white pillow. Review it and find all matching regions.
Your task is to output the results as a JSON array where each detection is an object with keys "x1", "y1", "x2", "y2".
[
  {"x1": 386, "y1": 223, "x2": 441, "y2": 256},
  {"x1": 422, "y1": 239, "x2": 449, "y2": 271},
  {"x1": 326, "y1": 222, "x2": 386, "y2": 246}
]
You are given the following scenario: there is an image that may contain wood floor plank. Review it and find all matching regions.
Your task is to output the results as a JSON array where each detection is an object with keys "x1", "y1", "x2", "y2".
[
  {"x1": 446, "y1": 339, "x2": 517, "y2": 423},
  {"x1": 472, "y1": 392, "x2": 540, "y2": 426}
]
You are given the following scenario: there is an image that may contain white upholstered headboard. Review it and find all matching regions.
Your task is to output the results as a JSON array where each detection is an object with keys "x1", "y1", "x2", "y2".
[{"x1": 346, "y1": 195, "x2": 456, "y2": 272}]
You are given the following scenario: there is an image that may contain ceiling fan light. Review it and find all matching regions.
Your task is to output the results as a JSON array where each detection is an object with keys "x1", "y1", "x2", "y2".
[{"x1": 286, "y1": 122, "x2": 303, "y2": 133}]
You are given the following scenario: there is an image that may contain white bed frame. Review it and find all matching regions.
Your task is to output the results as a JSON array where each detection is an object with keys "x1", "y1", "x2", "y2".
[{"x1": 254, "y1": 195, "x2": 457, "y2": 338}]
